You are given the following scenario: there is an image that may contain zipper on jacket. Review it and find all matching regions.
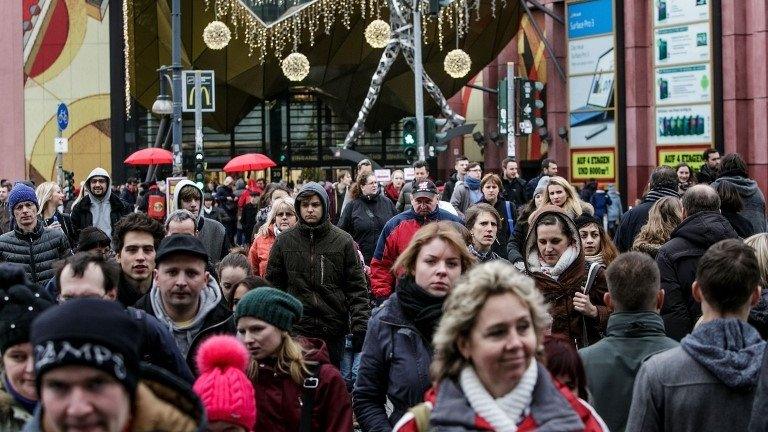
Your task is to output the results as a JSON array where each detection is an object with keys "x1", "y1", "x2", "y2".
[{"x1": 28, "y1": 234, "x2": 37, "y2": 283}]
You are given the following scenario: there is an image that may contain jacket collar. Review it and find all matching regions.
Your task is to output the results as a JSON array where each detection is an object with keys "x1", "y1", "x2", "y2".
[
  {"x1": 14, "y1": 219, "x2": 43, "y2": 239},
  {"x1": 605, "y1": 312, "x2": 668, "y2": 338}
]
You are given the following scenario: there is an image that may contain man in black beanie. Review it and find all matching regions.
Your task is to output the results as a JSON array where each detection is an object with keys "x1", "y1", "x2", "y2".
[{"x1": 26, "y1": 299, "x2": 206, "y2": 432}]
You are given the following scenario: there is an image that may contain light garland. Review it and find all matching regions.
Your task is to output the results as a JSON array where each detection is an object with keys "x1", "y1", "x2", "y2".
[
  {"x1": 282, "y1": 52, "x2": 310, "y2": 81},
  {"x1": 364, "y1": 19, "x2": 390, "y2": 48},
  {"x1": 203, "y1": 20, "x2": 232, "y2": 49},
  {"x1": 444, "y1": 48, "x2": 471, "y2": 78},
  {"x1": 123, "y1": 0, "x2": 131, "y2": 118}
]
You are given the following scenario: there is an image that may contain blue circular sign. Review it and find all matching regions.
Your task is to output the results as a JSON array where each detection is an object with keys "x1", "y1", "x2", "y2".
[{"x1": 56, "y1": 103, "x2": 69, "y2": 130}]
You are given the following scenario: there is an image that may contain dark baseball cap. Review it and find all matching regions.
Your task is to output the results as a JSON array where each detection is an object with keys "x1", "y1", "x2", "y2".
[
  {"x1": 155, "y1": 234, "x2": 209, "y2": 265},
  {"x1": 412, "y1": 180, "x2": 438, "y2": 199}
]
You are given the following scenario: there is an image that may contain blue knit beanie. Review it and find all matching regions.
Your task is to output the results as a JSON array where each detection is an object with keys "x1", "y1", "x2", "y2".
[{"x1": 8, "y1": 183, "x2": 38, "y2": 213}]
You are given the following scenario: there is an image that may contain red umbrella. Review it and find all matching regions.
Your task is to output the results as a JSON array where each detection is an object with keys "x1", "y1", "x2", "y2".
[
  {"x1": 124, "y1": 148, "x2": 174, "y2": 165},
  {"x1": 223, "y1": 153, "x2": 276, "y2": 173}
]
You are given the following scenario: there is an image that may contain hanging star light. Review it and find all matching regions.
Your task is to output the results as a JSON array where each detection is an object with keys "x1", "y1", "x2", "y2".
[
  {"x1": 203, "y1": 20, "x2": 232, "y2": 50},
  {"x1": 444, "y1": 48, "x2": 471, "y2": 78},
  {"x1": 365, "y1": 19, "x2": 391, "y2": 48},
  {"x1": 282, "y1": 52, "x2": 310, "y2": 81}
]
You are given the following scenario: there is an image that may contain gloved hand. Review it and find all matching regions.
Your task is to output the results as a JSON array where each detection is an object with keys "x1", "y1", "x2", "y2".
[{"x1": 351, "y1": 331, "x2": 366, "y2": 353}]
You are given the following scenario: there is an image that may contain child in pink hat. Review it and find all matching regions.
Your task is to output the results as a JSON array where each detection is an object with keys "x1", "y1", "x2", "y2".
[{"x1": 193, "y1": 335, "x2": 257, "y2": 431}]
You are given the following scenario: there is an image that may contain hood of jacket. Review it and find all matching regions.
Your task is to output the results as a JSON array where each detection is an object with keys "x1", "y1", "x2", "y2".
[
  {"x1": 84, "y1": 167, "x2": 112, "y2": 203},
  {"x1": 670, "y1": 211, "x2": 738, "y2": 249},
  {"x1": 681, "y1": 318, "x2": 766, "y2": 389},
  {"x1": 299, "y1": 337, "x2": 333, "y2": 365},
  {"x1": 173, "y1": 179, "x2": 204, "y2": 221},
  {"x1": 524, "y1": 205, "x2": 583, "y2": 273},
  {"x1": 294, "y1": 182, "x2": 330, "y2": 227},
  {"x1": 150, "y1": 275, "x2": 223, "y2": 334},
  {"x1": 714, "y1": 176, "x2": 761, "y2": 198}
]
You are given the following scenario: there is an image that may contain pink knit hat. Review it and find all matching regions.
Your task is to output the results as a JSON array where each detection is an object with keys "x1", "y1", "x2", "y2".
[{"x1": 193, "y1": 335, "x2": 257, "y2": 431}]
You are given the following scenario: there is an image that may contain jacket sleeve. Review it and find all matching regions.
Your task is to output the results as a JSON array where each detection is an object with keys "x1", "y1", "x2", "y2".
[
  {"x1": 586, "y1": 268, "x2": 611, "y2": 332},
  {"x1": 657, "y1": 248, "x2": 691, "y2": 341},
  {"x1": 613, "y1": 212, "x2": 631, "y2": 252},
  {"x1": 625, "y1": 360, "x2": 663, "y2": 432},
  {"x1": 317, "y1": 363, "x2": 354, "y2": 432},
  {"x1": 265, "y1": 239, "x2": 287, "y2": 290},
  {"x1": 396, "y1": 187, "x2": 407, "y2": 213},
  {"x1": 353, "y1": 315, "x2": 393, "y2": 432},
  {"x1": 369, "y1": 226, "x2": 398, "y2": 300},
  {"x1": 449, "y1": 184, "x2": 462, "y2": 211},
  {"x1": 343, "y1": 238, "x2": 372, "y2": 335},
  {"x1": 338, "y1": 201, "x2": 353, "y2": 232},
  {"x1": 248, "y1": 239, "x2": 260, "y2": 276},
  {"x1": 506, "y1": 223, "x2": 527, "y2": 263}
]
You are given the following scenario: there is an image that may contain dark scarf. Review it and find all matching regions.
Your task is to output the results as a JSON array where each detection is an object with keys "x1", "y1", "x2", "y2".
[
  {"x1": 3, "y1": 374, "x2": 36, "y2": 414},
  {"x1": 718, "y1": 168, "x2": 749, "y2": 179},
  {"x1": 396, "y1": 276, "x2": 446, "y2": 345},
  {"x1": 643, "y1": 187, "x2": 679, "y2": 203}
]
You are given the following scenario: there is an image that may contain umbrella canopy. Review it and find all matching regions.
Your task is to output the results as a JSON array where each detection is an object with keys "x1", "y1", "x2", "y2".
[
  {"x1": 125, "y1": 148, "x2": 174, "y2": 165},
  {"x1": 223, "y1": 153, "x2": 277, "y2": 172}
]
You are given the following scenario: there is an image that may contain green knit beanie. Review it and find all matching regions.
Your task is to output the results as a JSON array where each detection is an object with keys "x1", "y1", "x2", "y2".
[{"x1": 234, "y1": 287, "x2": 303, "y2": 332}]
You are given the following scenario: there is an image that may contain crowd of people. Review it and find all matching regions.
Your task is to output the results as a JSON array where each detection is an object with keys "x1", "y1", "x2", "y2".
[{"x1": 0, "y1": 146, "x2": 766, "y2": 432}]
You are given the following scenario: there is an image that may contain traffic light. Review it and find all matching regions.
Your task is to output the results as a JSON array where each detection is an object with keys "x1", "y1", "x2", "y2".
[
  {"x1": 194, "y1": 152, "x2": 205, "y2": 188},
  {"x1": 401, "y1": 117, "x2": 418, "y2": 164},
  {"x1": 62, "y1": 170, "x2": 75, "y2": 201},
  {"x1": 278, "y1": 142, "x2": 290, "y2": 165},
  {"x1": 515, "y1": 78, "x2": 545, "y2": 135}
]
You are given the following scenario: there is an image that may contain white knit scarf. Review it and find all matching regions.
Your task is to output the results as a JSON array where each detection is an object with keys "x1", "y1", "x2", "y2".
[
  {"x1": 459, "y1": 361, "x2": 538, "y2": 432},
  {"x1": 585, "y1": 252, "x2": 604, "y2": 265},
  {"x1": 527, "y1": 245, "x2": 579, "y2": 281}
]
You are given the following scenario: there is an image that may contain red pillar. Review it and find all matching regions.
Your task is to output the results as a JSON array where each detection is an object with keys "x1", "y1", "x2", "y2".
[{"x1": 0, "y1": 2, "x2": 27, "y2": 180}]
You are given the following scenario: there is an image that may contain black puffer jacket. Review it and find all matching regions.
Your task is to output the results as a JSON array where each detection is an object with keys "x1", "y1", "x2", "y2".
[
  {"x1": 338, "y1": 191, "x2": 397, "y2": 263},
  {"x1": 266, "y1": 182, "x2": 371, "y2": 339},
  {"x1": 657, "y1": 211, "x2": 738, "y2": 341},
  {"x1": 0, "y1": 221, "x2": 70, "y2": 287}
]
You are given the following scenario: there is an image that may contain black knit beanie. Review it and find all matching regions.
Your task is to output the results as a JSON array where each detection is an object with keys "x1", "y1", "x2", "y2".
[
  {"x1": 30, "y1": 299, "x2": 141, "y2": 396},
  {"x1": 0, "y1": 265, "x2": 53, "y2": 354}
]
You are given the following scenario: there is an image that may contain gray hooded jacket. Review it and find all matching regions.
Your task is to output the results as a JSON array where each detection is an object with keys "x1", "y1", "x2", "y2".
[
  {"x1": 173, "y1": 179, "x2": 228, "y2": 263},
  {"x1": 70, "y1": 167, "x2": 131, "y2": 241}
]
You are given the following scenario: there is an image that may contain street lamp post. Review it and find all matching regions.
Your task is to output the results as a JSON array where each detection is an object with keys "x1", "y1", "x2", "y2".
[{"x1": 170, "y1": 0, "x2": 183, "y2": 175}]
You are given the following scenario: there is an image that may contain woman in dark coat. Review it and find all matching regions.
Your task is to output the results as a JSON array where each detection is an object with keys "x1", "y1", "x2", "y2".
[
  {"x1": 477, "y1": 173, "x2": 515, "y2": 259},
  {"x1": 523, "y1": 205, "x2": 611, "y2": 348},
  {"x1": 338, "y1": 172, "x2": 397, "y2": 263},
  {"x1": 353, "y1": 222, "x2": 476, "y2": 431}
]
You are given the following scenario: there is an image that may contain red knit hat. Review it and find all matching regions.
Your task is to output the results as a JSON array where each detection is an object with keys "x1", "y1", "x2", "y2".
[{"x1": 193, "y1": 335, "x2": 257, "y2": 431}]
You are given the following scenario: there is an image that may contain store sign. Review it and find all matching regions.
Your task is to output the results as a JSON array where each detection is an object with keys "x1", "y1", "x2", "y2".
[
  {"x1": 657, "y1": 147, "x2": 708, "y2": 170},
  {"x1": 374, "y1": 169, "x2": 391, "y2": 183},
  {"x1": 656, "y1": 105, "x2": 712, "y2": 145},
  {"x1": 655, "y1": 64, "x2": 711, "y2": 105},
  {"x1": 654, "y1": 0, "x2": 710, "y2": 27},
  {"x1": 655, "y1": 23, "x2": 710, "y2": 65},
  {"x1": 571, "y1": 150, "x2": 615, "y2": 180},
  {"x1": 566, "y1": 0, "x2": 617, "y2": 150}
]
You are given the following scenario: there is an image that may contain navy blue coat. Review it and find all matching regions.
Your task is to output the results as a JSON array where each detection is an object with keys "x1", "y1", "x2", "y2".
[{"x1": 353, "y1": 293, "x2": 433, "y2": 432}]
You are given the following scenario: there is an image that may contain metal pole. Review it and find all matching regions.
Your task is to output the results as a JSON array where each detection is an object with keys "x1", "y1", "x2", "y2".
[
  {"x1": 412, "y1": 0, "x2": 426, "y2": 162},
  {"x1": 171, "y1": 0, "x2": 183, "y2": 175},
  {"x1": 56, "y1": 128, "x2": 63, "y2": 186},
  {"x1": 506, "y1": 62, "x2": 517, "y2": 159},
  {"x1": 194, "y1": 72, "x2": 203, "y2": 156}
]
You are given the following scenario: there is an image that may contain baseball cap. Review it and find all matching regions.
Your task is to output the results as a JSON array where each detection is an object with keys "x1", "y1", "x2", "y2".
[
  {"x1": 155, "y1": 234, "x2": 209, "y2": 265},
  {"x1": 412, "y1": 180, "x2": 438, "y2": 199}
]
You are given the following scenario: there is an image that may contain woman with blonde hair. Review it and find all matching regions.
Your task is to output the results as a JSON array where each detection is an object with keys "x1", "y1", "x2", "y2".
[
  {"x1": 35, "y1": 181, "x2": 75, "y2": 244},
  {"x1": 542, "y1": 176, "x2": 594, "y2": 219},
  {"x1": 355, "y1": 221, "x2": 475, "y2": 431},
  {"x1": 746, "y1": 233, "x2": 768, "y2": 339},
  {"x1": 248, "y1": 197, "x2": 296, "y2": 276},
  {"x1": 393, "y1": 261, "x2": 607, "y2": 431},
  {"x1": 236, "y1": 287, "x2": 352, "y2": 431},
  {"x1": 631, "y1": 196, "x2": 683, "y2": 258}
]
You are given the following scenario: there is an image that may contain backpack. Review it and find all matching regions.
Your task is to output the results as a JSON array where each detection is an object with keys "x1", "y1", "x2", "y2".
[
  {"x1": 408, "y1": 402, "x2": 433, "y2": 432},
  {"x1": 147, "y1": 194, "x2": 166, "y2": 221}
]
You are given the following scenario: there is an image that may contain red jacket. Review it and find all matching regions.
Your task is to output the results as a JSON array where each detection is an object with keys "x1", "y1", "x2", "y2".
[
  {"x1": 393, "y1": 364, "x2": 607, "y2": 432},
  {"x1": 384, "y1": 182, "x2": 401, "y2": 204},
  {"x1": 248, "y1": 226, "x2": 276, "y2": 276},
  {"x1": 369, "y1": 208, "x2": 463, "y2": 299},
  {"x1": 253, "y1": 338, "x2": 353, "y2": 432}
]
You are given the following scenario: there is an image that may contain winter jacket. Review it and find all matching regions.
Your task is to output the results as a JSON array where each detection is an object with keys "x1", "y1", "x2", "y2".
[
  {"x1": 384, "y1": 182, "x2": 401, "y2": 204},
  {"x1": 613, "y1": 187, "x2": 679, "y2": 252},
  {"x1": 657, "y1": 211, "x2": 738, "y2": 341},
  {"x1": 606, "y1": 185, "x2": 623, "y2": 223},
  {"x1": 723, "y1": 210, "x2": 757, "y2": 238},
  {"x1": 0, "y1": 202, "x2": 10, "y2": 235},
  {"x1": 369, "y1": 207, "x2": 463, "y2": 299},
  {"x1": 241, "y1": 202, "x2": 259, "y2": 244},
  {"x1": 338, "y1": 192, "x2": 397, "y2": 263},
  {"x1": 120, "y1": 187, "x2": 138, "y2": 208},
  {"x1": 396, "y1": 181, "x2": 415, "y2": 212},
  {"x1": 173, "y1": 180, "x2": 229, "y2": 264},
  {"x1": 502, "y1": 176, "x2": 527, "y2": 207},
  {"x1": 579, "y1": 312, "x2": 678, "y2": 432},
  {"x1": 265, "y1": 182, "x2": 371, "y2": 340},
  {"x1": 506, "y1": 218, "x2": 529, "y2": 264},
  {"x1": 248, "y1": 225, "x2": 276, "y2": 276},
  {"x1": 589, "y1": 190, "x2": 611, "y2": 221},
  {"x1": 126, "y1": 306, "x2": 195, "y2": 384},
  {"x1": 22, "y1": 364, "x2": 207, "y2": 432},
  {"x1": 40, "y1": 210, "x2": 76, "y2": 248},
  {"x1": 749, "y1": 341, "x2": 768, "y2": 431},
  {"x1": 478, "y1": 198, "x2": 515, "y2": 259},
  {"x1": 524, "y1": 207, "x2": 610, "y2": 347},
  {"x1": 354, "y1": 293, "x2": 434, "y2": 431},
  {"x1": 0, "y1": 222, "x2": 70, "y2": 287},
  {"x1": 712, "y1": 175, "x2": 767, "y2": 233},
  {"x1": 134, "y1": 277, "x2": 236, "y2": 375},
  {"x1": 0, "y1": 375, "x2": 32, "y2": 432},
  {"x1": 442, "y1": 172, "x2": 461, "y2": 206},
  {"x1": 202, "y1": 205, "x2": 230, "y2": 226},
  {"x1": 450, "y1": 181, "x2": 480, "y2": 215},
  {"x1": 253, "y1": 338, "x2": 353, "y2": 432},
  {"x1": 70, "y1": 168, "x2": 132, "y2": 240},
  {"x1": 627, "y1": 319, "x2": 765, "y2": 432},
  {"x1": 393, "y1": 362, "x2": 607, "y2": 432},
  {"x1": 696, "y1": 163, "x2": 718, "y2": 184}
]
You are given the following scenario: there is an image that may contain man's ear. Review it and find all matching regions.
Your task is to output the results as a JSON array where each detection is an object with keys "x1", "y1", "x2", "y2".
[
  {"x1": 750, "y1": 285, "x2": 761, "y2": 307},
  {"x1": 692, "y1": 280, "x2": 703, "y2": 303},
  {"x1": 105, "y1": 288, "x2": 118, "y2": 301},
  {"x1": 656, "y1": 290, "x2": 666, "y2": 312},
  {"x1": 603, "y1": 292, "x2": 613, "y2": 309}
]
